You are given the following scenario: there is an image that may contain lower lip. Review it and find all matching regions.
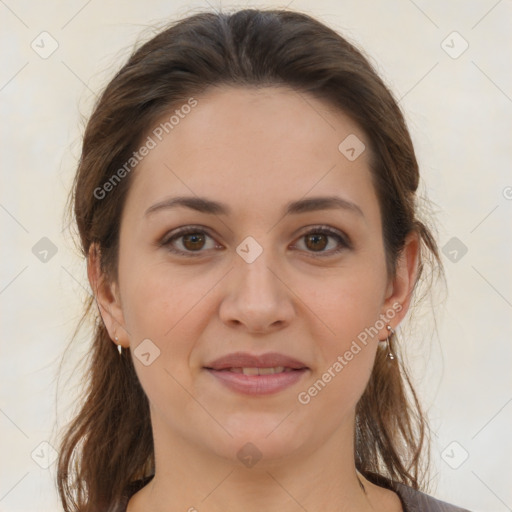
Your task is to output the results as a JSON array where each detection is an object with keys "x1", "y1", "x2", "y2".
[{"x1": 205, "y1": 368, "x2": 308, "y2": 395}]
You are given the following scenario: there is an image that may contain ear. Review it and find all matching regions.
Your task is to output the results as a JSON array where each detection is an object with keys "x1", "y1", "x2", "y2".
[
  {"x1": 379, "y1": 230, "x2": 420, "y2": 338},
  {"x1": 87, "y1": 243, "x2": 129, "y2": 348}
]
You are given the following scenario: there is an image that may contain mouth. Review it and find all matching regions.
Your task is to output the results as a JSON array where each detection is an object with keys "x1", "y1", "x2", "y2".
[
  {"x1": 203, "y1": 352, "x2": 309, "y2": 395},
  {"x1": 211, "y1": 366, "x2": 301, "y2": 375},
  {"x1": 204, "y1": 351, "x2": 309, "y2": 371}
]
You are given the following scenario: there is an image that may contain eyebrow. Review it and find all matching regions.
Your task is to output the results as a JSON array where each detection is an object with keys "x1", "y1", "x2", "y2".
[{"x1": 144, "y1": 195, "x2": 364, "y2": 218}]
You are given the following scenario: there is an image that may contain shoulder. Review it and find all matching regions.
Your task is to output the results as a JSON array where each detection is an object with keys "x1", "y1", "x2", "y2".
[
  {"x1": 364, "y1": 472, "x2": 471, "y2": 512},
  {"x1": 118, "y1": 474, "x2": 472, "y2": 512},
  {"x1": 393, "y1": 482, "x2": 472, "y2": 512}
]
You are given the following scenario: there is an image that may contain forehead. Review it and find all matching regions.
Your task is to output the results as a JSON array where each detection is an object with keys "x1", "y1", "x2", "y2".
[{"x1": 123, "y1": 86, "x2": 380, "y2": 225}]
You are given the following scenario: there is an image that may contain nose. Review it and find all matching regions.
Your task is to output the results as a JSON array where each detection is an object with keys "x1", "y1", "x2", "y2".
[{"x1": 218, "y1": 248, "x2": 295, "y2": 334}]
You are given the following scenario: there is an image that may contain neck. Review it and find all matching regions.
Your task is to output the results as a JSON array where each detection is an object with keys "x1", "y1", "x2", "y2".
[{"x1": 128, "y1": 414, "x2": 387, "y2": 512}]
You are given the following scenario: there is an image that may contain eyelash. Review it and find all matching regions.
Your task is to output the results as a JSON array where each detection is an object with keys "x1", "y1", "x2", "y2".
[{"x1": 159, "y1": 225, "x2": 351, "y2": 258}]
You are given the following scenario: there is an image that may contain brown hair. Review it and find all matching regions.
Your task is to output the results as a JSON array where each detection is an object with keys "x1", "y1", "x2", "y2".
[{"x1": 58, "y1": 8, "x2": 444, "y2": 511}]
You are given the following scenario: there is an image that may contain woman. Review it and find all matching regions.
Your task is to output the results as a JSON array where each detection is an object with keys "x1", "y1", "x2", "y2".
[{"x1": 57, "y1": 8, "x2": 471, "y2": 512}]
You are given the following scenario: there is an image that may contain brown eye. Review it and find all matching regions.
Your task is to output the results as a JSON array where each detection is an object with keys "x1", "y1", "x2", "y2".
[
  {"x1": 293, "y1": 226, "x2": 351, "y2": 256},
  {"x1": 181, "y1": 233, "x2": 206, "y2": 251},
  {"x1": 160, "y1": 226, "x2": 219, "y2": 256},
  {"x1": 304, "y1": 233, "x2": 328, "y2": 252}
]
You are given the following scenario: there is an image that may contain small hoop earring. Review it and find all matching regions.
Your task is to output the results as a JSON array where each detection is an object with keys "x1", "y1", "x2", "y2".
[{"x1": 385, "y1": 325, "x2": 395, "y2": 360}]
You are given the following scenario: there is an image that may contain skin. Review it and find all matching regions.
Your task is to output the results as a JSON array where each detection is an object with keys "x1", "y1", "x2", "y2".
[{"x1": 88, "y1": 85, "x2": 419, "y2": 512}]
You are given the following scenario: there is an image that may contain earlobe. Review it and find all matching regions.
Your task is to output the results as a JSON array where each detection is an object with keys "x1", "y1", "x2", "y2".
[{"x1": 87, "y1": 243, "x2": 128, "y2": 348}]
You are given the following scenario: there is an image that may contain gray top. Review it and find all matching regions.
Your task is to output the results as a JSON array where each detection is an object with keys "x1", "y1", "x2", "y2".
[
  {"x1": 116, "y1": 474, "x2": 472, "y2": 512},
  {"x1": 393, "y1": 482, "x2": 471, "y2": 511},
  {"x1": 367, "y1": 473, "x2": 471, "y2": 512}
]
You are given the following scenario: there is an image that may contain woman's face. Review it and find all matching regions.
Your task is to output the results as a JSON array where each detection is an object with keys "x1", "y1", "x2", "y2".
[{"x1": 96, "y1": 86, "x2": 414, "y2": 466}]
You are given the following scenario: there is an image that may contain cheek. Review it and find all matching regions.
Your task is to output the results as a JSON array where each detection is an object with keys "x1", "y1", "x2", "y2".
[
  {"x1": 297, "y1": 279, "x2": 382, "y2": 415},
  {"x1": 300, "y1": 266, "x2": 385, "y2": 403},
  {"x1": 308, "y1": 266, "x2": 385, "y2": 342},
  {"x1": 297, "y1": 348, "x2": 376, "y2": 430},
  {"x1": 120, "y1": 266, "x2": 208, "y2": 416},
  {"x1": 120, "y1": 258, "x2": 210, "y2": 339},
  {"x1": 119, "y1": 260, "x2": 221, "y2": 392}
]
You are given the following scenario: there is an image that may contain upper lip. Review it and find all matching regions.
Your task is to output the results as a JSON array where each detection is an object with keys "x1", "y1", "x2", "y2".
[{"x1": 204, "y1": 352, "x2": 309, "y2": 370}]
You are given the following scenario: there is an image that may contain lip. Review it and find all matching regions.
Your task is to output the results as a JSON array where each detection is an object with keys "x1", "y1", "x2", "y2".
[
  {"x1": 204, "y1": 351, "x2": 308, "y2": 371},
  {"x1": 204, "y1": 352, "x2": 309, "y2": 396}
]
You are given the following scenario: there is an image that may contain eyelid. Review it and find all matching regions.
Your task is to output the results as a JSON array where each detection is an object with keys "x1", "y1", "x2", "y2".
[
  {"x1": 291, "y1": 225, "x2": 352, "y2": 253},
  {"x1": 159, "y1": 225, "x2": 221, "y2": 256},
  {"x1": 159, "y1": 224, "x2": 351, "y2": 256}
]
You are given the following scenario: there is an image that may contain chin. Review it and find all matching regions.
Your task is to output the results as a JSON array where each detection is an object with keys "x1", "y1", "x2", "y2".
[{"x1": 203, "y1": 414, "x2": 310, "y2": 468}]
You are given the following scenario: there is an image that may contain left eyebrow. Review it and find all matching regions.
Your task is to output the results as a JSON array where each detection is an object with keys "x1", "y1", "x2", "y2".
[
  {"x1": 144, "y1": 195, "x2": 365, "y2": 218},
  {"x1": 284, "y1": 196, "x2": 364, "y2": 218}
]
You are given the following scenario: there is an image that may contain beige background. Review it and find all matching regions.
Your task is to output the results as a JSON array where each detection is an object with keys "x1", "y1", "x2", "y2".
[{"x1": 1, "y1": 0, "x2": 511, "y2": 511}]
